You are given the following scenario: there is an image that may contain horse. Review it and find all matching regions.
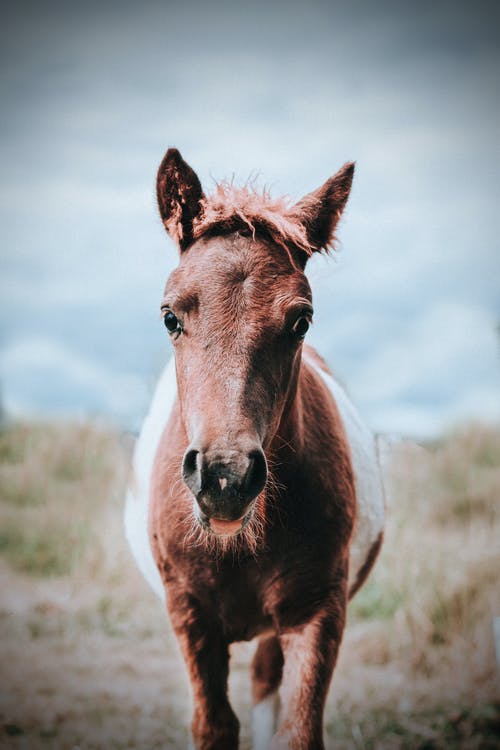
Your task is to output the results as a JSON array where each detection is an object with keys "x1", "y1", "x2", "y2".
[{"x1": 124, "y1": 148, "x2": 385, "y2": 750}]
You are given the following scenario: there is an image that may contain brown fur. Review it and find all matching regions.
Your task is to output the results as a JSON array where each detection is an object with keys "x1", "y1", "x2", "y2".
[
  {"x1": 251, "y1": 635, "x2": 284, "y2": 703},
  {"x1": 193, "y1": 181, "x2": 312, "y2": 261},
  {"x1": 148, "y1": 149, "x2": 381, "y2": 750},
  {"x1": 349, "y1": 530, "x2": 384, "y2": 599},
  {"x1": 157, "y1": 148, "x2": 354, "y2": 263}
]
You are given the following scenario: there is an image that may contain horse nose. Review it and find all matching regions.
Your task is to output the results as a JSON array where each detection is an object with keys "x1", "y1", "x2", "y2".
[
  {"x1": 182, "y1": 448, "x2": 202, "y2": 496},
  {"x1": 181, "y1": 445, "x2": 267, "y2": 516},
  {"x1": 242, "y1": 449, "x2": 268, "y2": 501}
]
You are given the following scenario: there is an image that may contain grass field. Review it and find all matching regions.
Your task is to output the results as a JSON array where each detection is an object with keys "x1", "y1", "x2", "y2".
[{"x1": 0, "y1": 421, "x2": 499, "y2": 749}]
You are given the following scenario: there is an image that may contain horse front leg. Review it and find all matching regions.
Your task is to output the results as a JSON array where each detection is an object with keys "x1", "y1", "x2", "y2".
[
  {"x1": 251, "y1": 635, "x2": 284, "y2": 750},
  {"x1": 167, "y1": 592, "x2": 239, "y2": 750},
  {"x1": 271, "y1": 588, "x2": 348, "y2": 750}
]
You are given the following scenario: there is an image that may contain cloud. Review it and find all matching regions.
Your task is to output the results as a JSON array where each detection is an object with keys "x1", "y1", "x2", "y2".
[
  {"x1": 325, "y1": 302, "x2": 500, "y2": 437},
  {"x1": 0, "y1": 337, "x2": 150, "y2": 428}
]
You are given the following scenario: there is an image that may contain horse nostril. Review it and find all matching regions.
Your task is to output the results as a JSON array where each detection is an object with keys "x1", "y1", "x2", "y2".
[
  {"x1": 182, "y1": 448, "x2": 201, "y2": 495},
  {"x1": 183, "y1": 445, "x2": 267, "y2": 507},
  {"x1": 244, "y1": 449, "x2": 267, "y2": 500}
]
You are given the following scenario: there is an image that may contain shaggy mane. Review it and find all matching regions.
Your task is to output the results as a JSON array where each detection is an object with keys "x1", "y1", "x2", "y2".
[{"x1": 192, "y1": 181, "x2": 325, "y2": 260}]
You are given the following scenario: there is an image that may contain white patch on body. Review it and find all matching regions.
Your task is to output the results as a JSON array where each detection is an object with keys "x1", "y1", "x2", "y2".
[
  {"x1": 303, "y1": 355, "x2": 385, "y2": 591},
  {"x1": 253, "y1": 691, "x2": 280, "y2": 750},
  {"x1": 124, "y1": 357, "x2": 177, "y2": 600}
]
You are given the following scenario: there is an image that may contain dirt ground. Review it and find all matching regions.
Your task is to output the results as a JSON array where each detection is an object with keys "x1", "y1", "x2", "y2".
[{"x1": 0, "y1": 423, "x2": 499, "y2": 749}]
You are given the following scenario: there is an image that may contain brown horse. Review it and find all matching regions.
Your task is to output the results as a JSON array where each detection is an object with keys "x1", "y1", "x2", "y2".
[{"x1": 125, "y1": 148, "x2": 385, "y2": 750}]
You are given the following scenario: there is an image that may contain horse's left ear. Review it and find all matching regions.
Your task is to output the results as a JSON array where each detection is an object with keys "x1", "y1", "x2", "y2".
[
  {"x1": 290, "y1": 162, "x2": 355, "y2": 259},
  {"x1": 156, "y1": 148, "x2": 205, "y2": 252}
]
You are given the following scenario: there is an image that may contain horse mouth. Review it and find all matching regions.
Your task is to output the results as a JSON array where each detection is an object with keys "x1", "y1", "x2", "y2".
[
  {"x1": 196, "y1": 507, "x2": 253, "y2": 537},
  {"x1": 209, "y1": 517, "x2": 244, "y2": 535}
]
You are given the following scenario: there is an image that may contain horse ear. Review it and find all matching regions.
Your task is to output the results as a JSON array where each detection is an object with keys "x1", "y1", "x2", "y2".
[
  {"x1": 156, "y1": 148, "x2": 205, "y2": 252},
  {"x1": 290, "y1": 162, "x2": 355, "y2": 260}
]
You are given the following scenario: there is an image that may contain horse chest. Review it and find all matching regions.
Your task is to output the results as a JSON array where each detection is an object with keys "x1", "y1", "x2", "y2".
[
  {"x1": 217, "y1": 575, "x2": 272, "y2": 641},
  {"x1": 168, "y1": 540, "x2": 340, "y2": 642}
]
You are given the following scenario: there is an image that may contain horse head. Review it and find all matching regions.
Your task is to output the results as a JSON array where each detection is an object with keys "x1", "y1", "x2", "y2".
[{"x1": 156, "y1": 148, "x2": 354, "y2": 537}]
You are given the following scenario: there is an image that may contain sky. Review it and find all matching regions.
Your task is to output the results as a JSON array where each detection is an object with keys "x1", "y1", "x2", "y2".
[{"x1": 0, "y1": 0, "x2": 499, "y2": 438}]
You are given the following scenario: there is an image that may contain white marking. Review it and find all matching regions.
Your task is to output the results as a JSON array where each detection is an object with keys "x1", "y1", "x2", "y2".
[
  {"x1": 124, "y1": 357, "x2": 178, "y2": 600},
  {"x1": 253, "y1": 691, "x2": 279, "y2": 750},
  {"x1": 219, "y1": 476, "x2": 228, "y2": 490},
  {"x1": 304, "y1": 354, "x2": 385, "y2": 591}
]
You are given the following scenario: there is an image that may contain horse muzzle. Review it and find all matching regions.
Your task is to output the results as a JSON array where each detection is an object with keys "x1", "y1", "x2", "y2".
[{"x1": 182, "y1": 444, "x2": 267, "y2": 534}]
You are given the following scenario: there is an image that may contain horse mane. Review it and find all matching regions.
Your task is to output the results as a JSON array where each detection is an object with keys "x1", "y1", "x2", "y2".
[{"x1": 192, "y1": 181, "x2": 327, "y2": 259}]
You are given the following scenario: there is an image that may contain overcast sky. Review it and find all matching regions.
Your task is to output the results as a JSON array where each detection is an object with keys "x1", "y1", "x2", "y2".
[{"x1": 1, "y1": 0, "x2": 499, "y2": 437}]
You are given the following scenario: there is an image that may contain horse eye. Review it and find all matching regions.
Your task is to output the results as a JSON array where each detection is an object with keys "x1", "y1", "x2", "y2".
[
  {"x1": 292, "y1": 316, "x2": 310, "y2": 338},
  {"x1": 163, "y1": 311, "x2": 181, "y2": 336}
]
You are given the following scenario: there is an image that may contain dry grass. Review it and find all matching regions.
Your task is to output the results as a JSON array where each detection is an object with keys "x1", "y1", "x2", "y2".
[{"x1": 0, "y1": 420, "x2": 499, "y2": 749}]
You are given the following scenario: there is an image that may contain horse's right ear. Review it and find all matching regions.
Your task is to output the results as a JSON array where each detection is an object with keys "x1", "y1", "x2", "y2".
[
  {"x1": 289, "y1": 162, "x2": 355, "y2": 261},
  {"x1": 156, "y1": 148, "x2": 205, "y2": 252}
]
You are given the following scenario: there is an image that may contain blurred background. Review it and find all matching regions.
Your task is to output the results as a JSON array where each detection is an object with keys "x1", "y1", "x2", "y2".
[
  {"x1": 1, "y1": 1, "x2": 499, "y2": 748},
  {"x1": 1, "y1": 0, "x2": 499, "y2": 438}
]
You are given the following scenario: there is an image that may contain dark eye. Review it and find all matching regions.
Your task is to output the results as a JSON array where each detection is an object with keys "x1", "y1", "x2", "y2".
[
  {"x1": 292, "y1": 316, "x2": 310, "y2": 338},
  {"x1": 163, "y1": 311, "x2": 181, "y2": 336}
]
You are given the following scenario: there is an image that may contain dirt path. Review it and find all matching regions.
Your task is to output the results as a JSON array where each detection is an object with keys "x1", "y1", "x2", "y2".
[
  {"x1": 2, "y1": 557, "x2": 498, "y2": 750},
  {"x1": 0, "y1": 558, "x2": 275, "y2": 750}
]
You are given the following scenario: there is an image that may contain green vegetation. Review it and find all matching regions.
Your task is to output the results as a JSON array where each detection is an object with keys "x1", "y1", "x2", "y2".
[
  {"x1": 349, "y1": 577, "x2": 406, "y2": 621},
  {"x1": 0, "y1": 521, "x2": 87, "y2": 576},
  {"x1": 349, "y1": 426, "x2": 499, "y2": 656},
  {"x1": 0, "y1": 422, "x2": 126, "y2": 577},
  {"x1": 329, "y1": 704, "x2": 500, "y2": 749}
]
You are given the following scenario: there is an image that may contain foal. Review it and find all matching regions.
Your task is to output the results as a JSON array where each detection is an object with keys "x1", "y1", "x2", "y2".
[{"x1": 125, "y1": 148, "x2": 385, "y2": 750}]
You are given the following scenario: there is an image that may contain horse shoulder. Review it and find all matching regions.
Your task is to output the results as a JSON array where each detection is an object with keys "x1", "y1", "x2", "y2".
[{"x1": 302, "y1": 347, "x2": 385, "y2": 594}]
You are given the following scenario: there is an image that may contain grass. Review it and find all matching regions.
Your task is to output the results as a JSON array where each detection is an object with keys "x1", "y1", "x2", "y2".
[
  {"x1": 329, "y1": 703, "x2": 500, "y2": 749},
  {"x1": 0, "y1": 419, "x2": 499, "y2": 749},
  {"x1": 348, "y1": 577, "x2": 406, "y2": 621},
  {"x1": 0, "y1": 522, "x2": 86, "y2": 576},
  {"x1": 349, "y1": 426, "x2": 500, "y2": 658},
  {"x1": 0, "y1": 422, "x2": 127, "y2": 577}
]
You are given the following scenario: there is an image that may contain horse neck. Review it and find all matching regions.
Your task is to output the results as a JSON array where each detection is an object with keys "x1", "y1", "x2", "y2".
[{"x1": 268, "y1": 352, "x2": 307, "y2": 464}]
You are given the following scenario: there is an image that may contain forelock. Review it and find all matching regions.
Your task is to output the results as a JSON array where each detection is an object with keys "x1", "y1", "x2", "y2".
[{"x1": 191, "y1": 181, "x2": 321, "y2": 262}]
